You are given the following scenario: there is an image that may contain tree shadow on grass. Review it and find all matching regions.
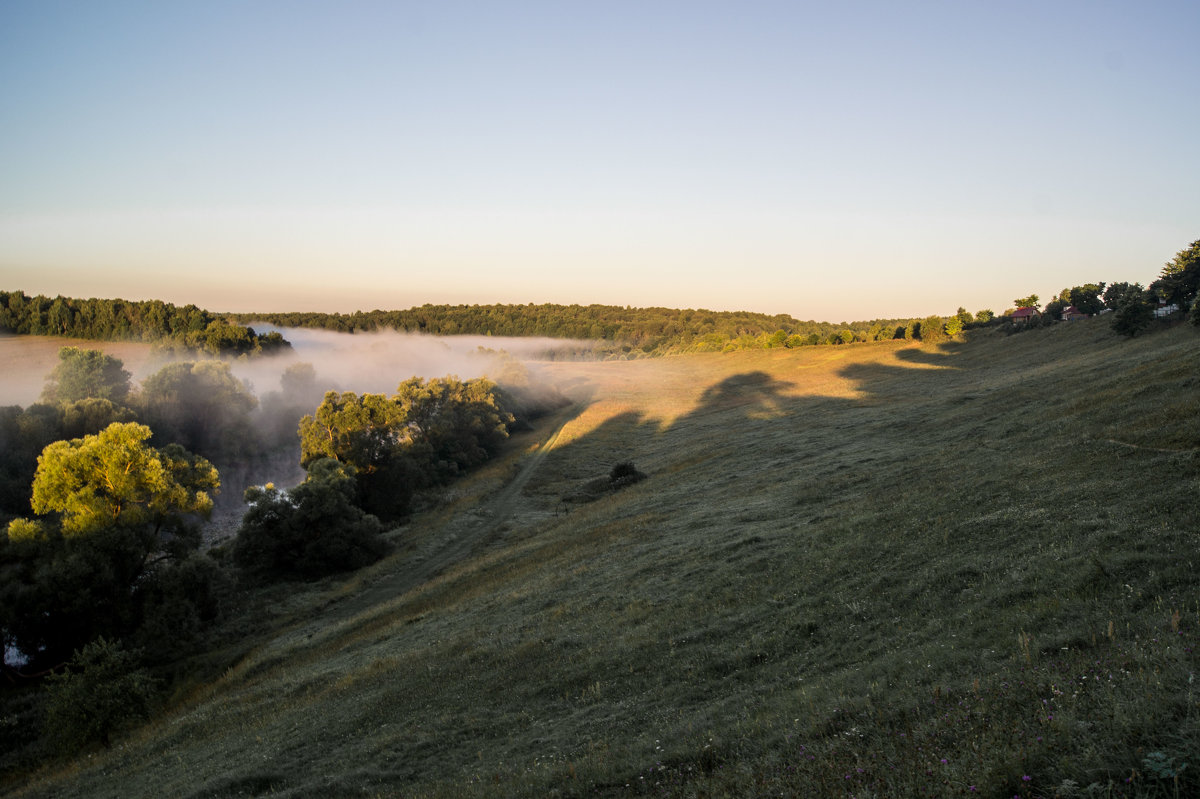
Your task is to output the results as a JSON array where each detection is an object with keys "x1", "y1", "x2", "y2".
[{"x1": 892, "y1": 345, "x2": 962, "y2": 368}]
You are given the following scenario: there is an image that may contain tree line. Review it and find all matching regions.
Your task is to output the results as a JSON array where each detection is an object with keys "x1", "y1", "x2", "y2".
[
  {"x1": 1, "y1": 346, "x2": 554, "y2": 763},
  {"x1": 232, "y1": 303, "x2": 984, "y2": 355},
  {"x1": 1006, "y1": 239, "x2": 1200, "y2": 337},
  {"x1": 0, "y1": 290, "x2": 291, "y2": 356}
]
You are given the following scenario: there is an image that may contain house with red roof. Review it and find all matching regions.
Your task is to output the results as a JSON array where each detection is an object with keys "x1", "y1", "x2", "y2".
[
  {"x1": 1010, "y1": 307, "x2": 1041, "y2": 324},
  {"x1": 1061, "y1": 305, "x2": 1089, "y2": 321}
]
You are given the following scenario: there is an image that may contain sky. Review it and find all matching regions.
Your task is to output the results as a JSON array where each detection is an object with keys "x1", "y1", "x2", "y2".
[{"x1": 1, "y1": 1, "x2": 1197, "y2": 322}]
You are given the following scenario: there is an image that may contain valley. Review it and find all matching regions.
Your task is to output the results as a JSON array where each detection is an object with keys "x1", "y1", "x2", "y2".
[{"x1": 7, "y1": 319, "x2": 1199, "y2": 798}]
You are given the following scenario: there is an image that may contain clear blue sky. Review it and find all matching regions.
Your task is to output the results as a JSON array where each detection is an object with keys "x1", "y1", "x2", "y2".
[{"x1": 1, "y1": 0, "x2": 1197, "y2": 321}]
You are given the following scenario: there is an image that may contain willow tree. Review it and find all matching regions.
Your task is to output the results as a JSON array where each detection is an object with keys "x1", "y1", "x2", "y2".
[{"x1": 1, "y1": 423, "x2": 220, "y2": 666}]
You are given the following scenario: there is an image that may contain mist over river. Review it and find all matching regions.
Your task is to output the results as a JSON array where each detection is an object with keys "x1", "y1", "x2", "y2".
[
  {"x1": 1, "y1": 327, "x2": 591, "y2": 542},
  {"x1": 0, "y1": 327, "x2": 592, "y2": 407}
]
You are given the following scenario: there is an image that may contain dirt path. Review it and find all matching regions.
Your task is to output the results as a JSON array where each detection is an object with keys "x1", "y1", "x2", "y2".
[{"x1": 319, "y1": 404, "x2": 584, "y2": 622}]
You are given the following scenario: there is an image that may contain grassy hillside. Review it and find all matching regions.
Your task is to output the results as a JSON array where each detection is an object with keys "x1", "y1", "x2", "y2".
[{"x1": 8, "y1": 318, "x2": 1198, "y2": 798}]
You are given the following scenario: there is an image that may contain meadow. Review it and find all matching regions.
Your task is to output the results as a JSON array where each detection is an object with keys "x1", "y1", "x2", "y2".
[{"x1": 5, "y1": 317, "x2": 1198, "y2": 798}]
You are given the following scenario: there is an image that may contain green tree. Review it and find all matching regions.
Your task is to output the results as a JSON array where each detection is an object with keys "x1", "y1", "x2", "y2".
[
  {"x1": 299, "y1": 390, "x2": 417, "y2": 519},
  {"x1": 40, "y1": 347, "x2": 132, "y2": 404},
  {"x1": 231, "y1": 459, "x2": 388, "y2": 580},
  {"x1": 1111, "y1": 295, "x2": 1154, "y2": 337},
  {"x1": 190, "y1": 320, "x2": 256, "y2": 356},
  {"x1": 1065, "y1": 283, "x2": 1106, "y2": 315},
  {"x1": 975, "y1": 309, "x2": 994, "y2": 323},
  {"x1": 921, "y1": 316, "x2": 947, "y2": 342},
  {"x1": 0, "y1": 399, "x2": 135, "y2": 520},
  {"x1": 298, "y1": 378, "x2": 513, "y2": 520},
  {"x1": 31, "y1": 422, "x2": 217, "y2": 539},
  {"x1": 47, "y1": 297, "x2": 75, "y2": 336},
  {"x1": 298, "y1": 391, "x2": 401, "y2": 470},
  {"x1": 135, "y1": 361, "x2": 258, "y2": 459},
  {"x1": 945, "y1": 316, "x2": 964, "y2": 337},
  {"x1": 1103, "y1": 282, "x2": 1146, "y2": 310},
  {"x1": 1013, "y1": 295, "x2": 1040, "y2": 310},
  {"x1": 1043, "y1": 298, "x2": 1065, "y2": 321},
  {"x1": 1149, "y1": 239, "x2": 1200, "y2": 313},
  {"x1": 785, "y1": 333, "x2": 808, "y2": 347},
  {"x1": 1, "y1": 423, "x2": 219, "y2": 664}
]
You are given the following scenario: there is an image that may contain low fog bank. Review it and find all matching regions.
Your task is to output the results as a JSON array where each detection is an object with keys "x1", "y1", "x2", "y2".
[
  {"x1": 2, "y1": 328, "x2": 588, "y2": 543},
  {"x1": 0, "y1": 328, "x2": 595, "y2": 409},
  {"x1": 232, "y1": 325, "x2": 597, "y2": 399}
]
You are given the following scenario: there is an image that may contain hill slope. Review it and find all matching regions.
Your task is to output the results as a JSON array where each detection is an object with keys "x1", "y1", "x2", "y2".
[{"x1": 11, "y1": 319, "x2": 1199, "y2": 798}]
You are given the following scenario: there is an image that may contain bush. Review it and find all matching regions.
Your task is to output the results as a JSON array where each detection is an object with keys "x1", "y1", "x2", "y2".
[
  {"x1": 42, "y1": 638, "x2": 158, "y2": 753},
  {"x1": 1111, "y1": 297, "x2": 1154, "y2": 337},
  {"x1": 133, "y1": 554, "x2": 229, "y2": 664},
  {"x1": 609, "y1": 462, "x2": 647, "y2": 489},
  {"x1": 232, "y1": 459, "x2": 389, "y2": 581}
]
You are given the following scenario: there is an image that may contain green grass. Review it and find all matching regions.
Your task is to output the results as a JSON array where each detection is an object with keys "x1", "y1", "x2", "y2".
[{"x1": 5, "y1": 318, "x2": 1199, "y2": 798}]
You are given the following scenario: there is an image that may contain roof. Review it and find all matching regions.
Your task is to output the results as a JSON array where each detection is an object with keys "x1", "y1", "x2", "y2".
[{"x1": 1011, "y1": 307, "x2": 1040, "y2": 318}]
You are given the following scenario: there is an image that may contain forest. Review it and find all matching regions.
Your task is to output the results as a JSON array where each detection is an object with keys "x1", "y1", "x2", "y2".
[
  {"x1": 0, "y1": 291, "x2": 290, "y2": 356},
  {"x1": 231, "y1": 303, "x2": 976, "y2": 354}
]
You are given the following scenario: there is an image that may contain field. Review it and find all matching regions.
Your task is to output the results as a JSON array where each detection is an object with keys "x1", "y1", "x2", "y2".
[{"x1": 5, "y1": 318, "x2": 1199, "y2": 798}]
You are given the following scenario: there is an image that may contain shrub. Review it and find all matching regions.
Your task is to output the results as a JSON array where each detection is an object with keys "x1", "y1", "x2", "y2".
[
  {"x1": 42, "y1": 638, "x2": 158, "y2": 752},
  {"x1": 1111, "y1": 297, "x2": 1154, "y2": 337},
  {"x1": 133, "y1": 553, "x2": 229, "y2": 664},
  {"x1": 609, "y1": 462, "x2": 647, "y2": 489},
  {"x1": 232, "y1": 459, "x2": 389, "y2": 581}
]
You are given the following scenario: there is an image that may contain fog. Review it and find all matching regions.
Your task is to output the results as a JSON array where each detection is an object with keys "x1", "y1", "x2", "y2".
[
  {"x1": 228, "y1": 325, "x2": 595, "y2": 399},
  {"x1": 0, "y1": 328, "x2": 596, "y2": 409},
  {"x1": 1, "y1": 328, "x2": 596, "y2": 543}
]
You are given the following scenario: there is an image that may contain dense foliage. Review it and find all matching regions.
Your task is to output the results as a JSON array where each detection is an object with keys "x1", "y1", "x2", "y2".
[
  {"x1": 40, "y1": 347, "x2": 132, "y2": 404},
  {"x1": 133, "y1": 361, "x2": 260, "y2": 461},
  {"x1": 233, "y1": 303, "x2": 966, "y2": 355},
  {"x1": 230, "y1": 459, "x2": 388, "y2": 581},
  {"x1": 1, "y1": 423, "x2": 219, "y2": 668},
  {"x1": 0, "y1": 399, "x2": 137, "y2": 520},
  {"x1": 1150, "y1": 238, "x2": 1200, "y2": 311},
  {"x1": 0, "y1": 290, "x2": 290, "y2": 356},
  {"x1": 41, "y1": 638, "x2": 158, "y2": 753},
  {"x1": 297, "y1": 377, "x2": 514, "y2": 520}
]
